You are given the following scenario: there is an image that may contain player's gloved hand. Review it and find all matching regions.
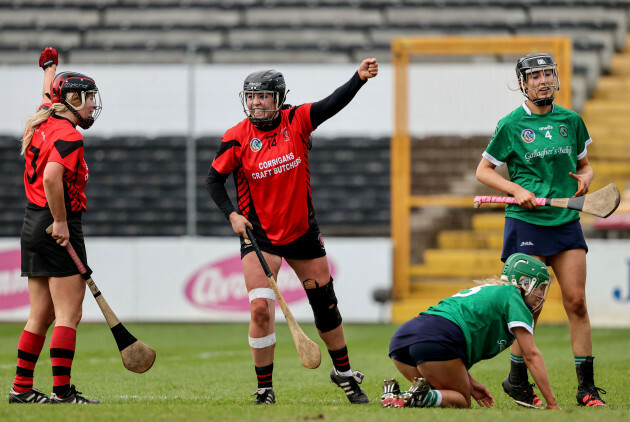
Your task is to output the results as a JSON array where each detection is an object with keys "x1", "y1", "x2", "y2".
[{"x1": 39, "y1": 47, "x2": 58, "y2": 70}]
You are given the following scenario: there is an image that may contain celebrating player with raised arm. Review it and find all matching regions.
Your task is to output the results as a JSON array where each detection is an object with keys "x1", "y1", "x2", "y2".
[
  {"x1": 9, "y1": 47, "x2": 102, "y2": 405},
  {"x1": 476, "y1": 53, "x2": 606, "y2": 407},
  {"x1": 206, "y1": 58, "x2": 378, "y2": 405},
  {"x1": 384, "y1": 253, "x2": 559, "y2": 410}
]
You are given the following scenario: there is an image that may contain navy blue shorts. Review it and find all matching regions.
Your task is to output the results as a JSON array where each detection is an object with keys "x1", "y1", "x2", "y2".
[
  {"x1": 389, "y1": 313, "x2": 467, "y2": 366},
  {"x1": 501, "y1": 217, "x2": 587, "y2": 264},
  {"x1": 240, "y1": 222, "x2": 326, "y2": 260}
]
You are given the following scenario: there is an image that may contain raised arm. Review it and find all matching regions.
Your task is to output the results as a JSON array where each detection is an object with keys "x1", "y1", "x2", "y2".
[
  {"x1": 310, "y1": 58, "x2": 378, "y2": 128},
  {"x1": 39, "y1": 47, "x2": 58, "y2": 106}
]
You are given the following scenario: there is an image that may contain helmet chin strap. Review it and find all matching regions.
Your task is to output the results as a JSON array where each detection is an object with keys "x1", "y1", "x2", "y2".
[
  {"x1": 60, "y1": 93, "x2": 94, "y2": 129},
  {"x1": 531, "y1": 97, "x2": 554, "y2": 106}
]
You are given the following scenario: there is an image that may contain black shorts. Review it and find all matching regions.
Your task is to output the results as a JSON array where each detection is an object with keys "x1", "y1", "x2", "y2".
[
  {"x1": 240, "y1": 223, "x2": 326, "y2": 260},
  {"x1": 389, "y1": 313, "x2": 467, "y2": 366},
  {"x1": 501, "y1": 217, "x2": 588, "y2": 264},
  {"x1": 21, "y1": 203, "x2": 92, "y2": 278}
]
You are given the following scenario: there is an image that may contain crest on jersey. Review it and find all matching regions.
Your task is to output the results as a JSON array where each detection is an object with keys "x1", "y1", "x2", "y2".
[
  {"x1": 559, "y1": 125, "x2": 568, "y2": 138},
  {"x1": 281, "y1": 127, "x2": 290, "y2": 141},
  {"x1": 318, "y1": 233, "x2": 325, "y2": 249},
  {"x1": 250, "y1": 138, "x2": 262, "y2": 152},
  {"x1": 521, "y1": 129, "x2": 536, "y2": 143}
]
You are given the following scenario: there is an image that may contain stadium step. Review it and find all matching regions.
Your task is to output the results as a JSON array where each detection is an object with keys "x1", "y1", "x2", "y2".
[
  {"x1": 471, "y1": 213, "x2": 505, "y2": 230},
  {"x1": 393, "y1": 279, "x2": 566, "y2": 324},
  {"x1": 437, "y1": 230, "x2": 503, "y2": 249},
  {"x1": 412, "y1": 249, "x2": 504, "y2": 278}
]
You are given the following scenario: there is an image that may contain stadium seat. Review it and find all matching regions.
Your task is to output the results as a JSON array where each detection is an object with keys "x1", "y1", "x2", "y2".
[
  {"x1": 85, "y1": 28, "x2": 223, "y2": 49},
  {"x1": 103, "y1": 7, "x2": 240, "y2": 28},
  {"x1": 243, "y1": 7, "x2": 383, "y2": 28},
  {"x1": 0, "y1": 7, "x2": 99, "y2": 28},
  {"x1": 227, "y1": 28, "x2": 367, "y2": 49},
  {"x1": 384, "y1": 6, "x2": 527, "y2": 26}
]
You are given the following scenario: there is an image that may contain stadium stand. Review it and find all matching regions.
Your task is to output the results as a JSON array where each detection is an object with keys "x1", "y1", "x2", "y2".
[
  {"x1": 0, "y1": 135, "x2": 390, "y2": 237},
  {"x1": 0, "y1": 0, "x2": 628, "y2": 107}
]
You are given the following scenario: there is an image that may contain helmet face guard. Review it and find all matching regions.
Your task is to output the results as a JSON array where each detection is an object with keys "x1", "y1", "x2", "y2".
[
  {"x1": 501, "y1": 253, "x2": 551, "y2": 313},
  {"x1": 240, "y1": 69, "x2": 287, "y2": 127},
  {"x1": 50, "y1": 72, "x2": 102, "y2": 129},
  {"x1": 516, "y1": 53, "x2": 560, "y2": 107}
]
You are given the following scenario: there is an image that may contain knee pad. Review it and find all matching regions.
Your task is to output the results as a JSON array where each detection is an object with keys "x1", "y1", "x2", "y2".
[{"x1": 303, "y1": 278, "x2": 342, "y2": 333}]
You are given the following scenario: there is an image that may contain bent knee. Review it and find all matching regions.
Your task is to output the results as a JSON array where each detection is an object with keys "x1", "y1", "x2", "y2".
[{"x1": 250, "y1": 299, "x2": 272, "y2": 325}]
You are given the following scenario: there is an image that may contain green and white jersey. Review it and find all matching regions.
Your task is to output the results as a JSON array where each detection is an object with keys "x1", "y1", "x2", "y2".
[
  {"x1": 423, "y1": 283, "x2": 533, "y2": 369},
  {"x1": 483, "y1": 102, "x2": 592, "y2": 226}
]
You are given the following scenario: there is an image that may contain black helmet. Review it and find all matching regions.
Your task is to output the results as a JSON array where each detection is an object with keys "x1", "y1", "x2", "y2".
[
  {"x1": 515, "y1": 53, "x2": 560, "y2": 107},
  {"x1": 239, "y1": 69, "x2": 287, "y2": 126},
  {"x1": 50, "y1": 71, "x2": 102, "y2": 129}
]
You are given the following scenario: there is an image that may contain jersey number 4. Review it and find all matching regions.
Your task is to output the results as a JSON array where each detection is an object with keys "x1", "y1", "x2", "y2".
[{"x1": 26, "y1": 145, "x2": 41, "y2": 184}]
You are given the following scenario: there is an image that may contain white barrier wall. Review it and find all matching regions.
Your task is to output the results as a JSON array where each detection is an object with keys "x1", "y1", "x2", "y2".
[
  {"x1": 585, "y1": 240, "x2": 630, "y2": 327},
  {"x1": 1, "y1": 63, "x2": 523, "y2": 139},
  {"x1": 0, "y1": 237, "x2": 392, "y2": 324},
  {"x1": 3, "y1": 238, "x2": 630, "y2": 326}
]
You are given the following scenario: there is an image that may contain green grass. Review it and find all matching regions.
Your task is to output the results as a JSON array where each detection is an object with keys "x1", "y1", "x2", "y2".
[{"x1": 1, "y1": 322, "x2": 629, "y2": 421}]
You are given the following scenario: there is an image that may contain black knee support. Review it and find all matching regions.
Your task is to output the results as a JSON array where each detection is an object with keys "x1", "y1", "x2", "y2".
[{"x1": 303, "y1": 278, "x2": 342, "y2": 333}]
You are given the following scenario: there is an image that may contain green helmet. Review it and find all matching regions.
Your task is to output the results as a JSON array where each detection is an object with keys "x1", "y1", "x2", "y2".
[{"x1": 501, "y1": 253, "x2": 551, "y2": 312}]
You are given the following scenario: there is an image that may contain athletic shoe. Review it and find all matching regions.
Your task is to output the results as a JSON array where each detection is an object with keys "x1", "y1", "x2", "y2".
[
  {"x1": 252, "y1": 388, "x2": 275, "y2": 405},
  {"x1": 330, "y1": 368, "x2": 369, "y2": 404},
  {"x1": 577, "y1": 385, "x2": 607, "y2": 407},
  {"x1": 8, "y1": 388, "x2": 49, "y2": 404},
  {"x1": 381, "y1": 378, "x2": 401, "y2": 407},
  {"x1": 404, "y1": 377, "x2": 432, "y2": 407},
  {"x1": 502, "y1": 376, "x2": 544, "y2": 408},
  {"x1": 50, "y1": 385, "x2": 101, "y2": 404}
]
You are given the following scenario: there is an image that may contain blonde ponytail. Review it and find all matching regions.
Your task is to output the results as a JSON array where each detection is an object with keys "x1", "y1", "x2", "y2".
[{"x1": 20, "y1": 95, "x2": 80, "y2": 155}]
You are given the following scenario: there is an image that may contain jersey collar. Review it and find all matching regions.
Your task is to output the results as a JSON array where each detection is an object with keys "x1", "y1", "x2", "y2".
[
  {"x1": 251, "y1": 113, "x2": 282, "y2": 132},
  {"x1": 51, "y1": 113, "x2": 77, "y2": 128},
  {"x1": 521, "y1": 101, "x2": 555, "y2": 116}
]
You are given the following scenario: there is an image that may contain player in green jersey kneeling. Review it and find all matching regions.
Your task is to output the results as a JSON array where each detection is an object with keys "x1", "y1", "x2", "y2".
[{"x1": 384, "y1": 253, "x2": 559, "y2": 409}]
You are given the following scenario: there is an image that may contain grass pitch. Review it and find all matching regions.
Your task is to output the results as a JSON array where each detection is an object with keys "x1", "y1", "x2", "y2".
[{"x1": 1, "y1": 322, "x2": 628, "y2": 421}]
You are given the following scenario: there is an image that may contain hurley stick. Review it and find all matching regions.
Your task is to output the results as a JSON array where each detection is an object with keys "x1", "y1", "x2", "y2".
[
  {"x1": 474, "y1": 183, "x2": 621, "y2": 218},
  {"x1": 245, "y1": 227, "x2": 321, "y2": 369},
  {"x1": 46, "y1": 225, "x2": 156, "y2": 373}
]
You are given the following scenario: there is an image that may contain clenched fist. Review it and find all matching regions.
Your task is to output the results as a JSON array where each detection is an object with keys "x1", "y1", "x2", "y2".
[{"x1": 39, "y1": 47, "x2": 58, "y2": 70}]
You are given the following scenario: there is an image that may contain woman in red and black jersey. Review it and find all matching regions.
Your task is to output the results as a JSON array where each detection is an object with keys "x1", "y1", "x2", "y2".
[
  {"x1": 206, "y1": 58, "x2": 378, "y2": 405},
  {"x1": 9, "y1": 47, "x2": 102, "y2": 405}
]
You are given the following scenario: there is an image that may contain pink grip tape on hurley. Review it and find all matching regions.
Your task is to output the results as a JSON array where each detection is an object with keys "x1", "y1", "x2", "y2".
[{"x1": 473, "y1": 196, "x2": 546, "y2": 206}]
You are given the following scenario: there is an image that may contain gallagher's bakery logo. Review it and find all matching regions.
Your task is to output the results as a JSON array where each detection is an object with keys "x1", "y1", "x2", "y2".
[
  {"x1": 250, "y1": 138, "x2": 262, "y2": 152},
  {"x1": 521, "y1": 129, "x2": 536, "y2": 143}
]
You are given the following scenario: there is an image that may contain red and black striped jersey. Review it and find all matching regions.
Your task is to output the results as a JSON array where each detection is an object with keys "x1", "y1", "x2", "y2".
[
  {"x1": 24, "y1": 107, "x2": 88, "y2": 212},
  {"x1": 212, "y1": 103, "x2": 315, "y2": 246}
]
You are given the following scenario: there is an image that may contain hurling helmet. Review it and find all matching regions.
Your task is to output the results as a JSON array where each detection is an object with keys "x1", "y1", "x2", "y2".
[
  {"x1": 239, "y1": 69, "x2": 287, "y2": 126},
  {"x1": 501, "y1": 252, "x2": 551, "y2": 312},
  {"x1": 515, "y1": 53, "x2": 560, "y2": 106},
  {"x1": 50, "y1": 71, "x2": 102, "y2": 129}
]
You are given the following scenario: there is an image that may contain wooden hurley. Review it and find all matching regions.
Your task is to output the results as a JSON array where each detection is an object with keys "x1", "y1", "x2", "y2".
[
  {"x1": 245, "y1": 227, "x2": 321, "y2": 369},
  {"x1": 46, "y1": 225, "x2": 156, "y2": 373},
  {"x1": 474, "y1": 183, "x2": 621, "y2": 218}
]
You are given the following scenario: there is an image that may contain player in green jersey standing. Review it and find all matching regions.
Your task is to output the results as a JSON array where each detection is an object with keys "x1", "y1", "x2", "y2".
[
  {"x1": 476, "y1": 53, "x2": 606, "y2": 407},
  {"x1": 384, "y1": 253, "x2": 559, "y2": 409}
]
